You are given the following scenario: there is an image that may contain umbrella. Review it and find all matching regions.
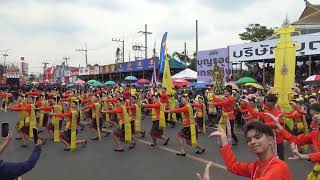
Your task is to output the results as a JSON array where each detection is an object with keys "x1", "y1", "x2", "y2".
[
  {"x1": 305, "y1": 75, "x2": 320, "y2": 82},
  {"x1": 236, "y1": 77, "x2": 257, "y2": 84},
  {"x1": 120, "y1": 83, "x2": 126, "y2": 87},
  {"x1": 124, "y1": 76, "x2": 137, "y2": 81},
  {"x1": 172, "y1": 78, "x2": 187, "y2": 83},
  {"x1": 104, "y1": 80, "x2": 116, "y2": 85},
  {"x1": 131, "y1": 82, "x2": 141, "y2": 87},
  {"x1": 172, "y1": 79, "x2": 190, "y2": 87},
  {"x1": 137, "y1": 78, "x2": 150, "y2": 84},
  {"x1": 67, "y1": 83, "x2": 75, "y2": 88},
  {"x1": 244, "y1": 83, "x2": 264, "y2": 89},
  {"x1": 225, "y1": 82, "x2": 240, "y2": 91},
  {"x1": 193, "y1": 83, "x2": 207, "y2": 89},
  {"x1": 91, "y1": 81, "x2": 102, "y2": 87},
  {"x1": 75, "y1": 79, "x2": 85, "y2": 85},
  {"x1": 87, "y1": 79, "x2": 97, "y2": 85}
]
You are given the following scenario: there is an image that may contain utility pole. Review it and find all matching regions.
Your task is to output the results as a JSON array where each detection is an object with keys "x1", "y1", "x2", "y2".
[
  {"x1": 138, "y1": 24, "x2": 152, "y2": 60},
  {"x1": 63, "y1": 57, "x2": 70, "y2": 67},
  {"x1": 2, "y1": 53, "x2": 8, "y2": 75},
  {"x1": 132, "y1": 43, "x2": 144, "y2": 61},
  {"x1": 184, "y1": 42, "x2": 187, "y2": 66},
  {"x1": 112, "y1": 38, "x2": 125, "y2": 63},
  {"x1": 196, "y1": 20, "x2": 198, "y2": 56},
  {"x1": 42, "y1": 61, "x2": 50, "y2": 80},
  {"x1": 76, "y1": 43, "x2": 88, "y2": 67}
]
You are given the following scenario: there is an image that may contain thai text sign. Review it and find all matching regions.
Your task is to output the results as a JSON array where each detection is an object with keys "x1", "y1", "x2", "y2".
[
  {"x1": 197, "y1": 48, "x2": 231, "y2": 84},
  {"x1": 229, "y1": 33, "x2": 320, "y2": 62}
]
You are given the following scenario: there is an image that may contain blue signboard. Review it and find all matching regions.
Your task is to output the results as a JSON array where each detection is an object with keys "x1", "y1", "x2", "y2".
[{"x1": 117, "y1": 58, "x2": 159, "y2": 72}]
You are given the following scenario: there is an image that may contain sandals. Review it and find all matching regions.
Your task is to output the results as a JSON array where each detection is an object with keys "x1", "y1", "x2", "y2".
[
  {"x1": 195, "y1": 149, "x2": 205, "y2": 154},
  {"x1": 129, "y1": 142, "x2": 136, "y2": 149},
  {"x1": 104, "y1": 132, "x2": 111, "y2": 137},
  {"x1": 82, "y1": 140, "x2": 87, "y2": 148},
  {"x1": 163, "y1": 137, "x2": 170, "y2": 146},
  {"x1": 176, "y1": 152, "x2": 186, "y2": 156},
  {"x1": 114, "y1": 149, "x2": 124, "y2": 152},
  {"x1": 90, "y1": 137, "x2": 99, "y2": 141}
]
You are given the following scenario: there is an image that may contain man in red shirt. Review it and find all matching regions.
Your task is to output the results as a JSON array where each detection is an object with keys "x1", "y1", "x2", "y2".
[
  {"x1": 245, "y1": 94, "x2": 286, "y2": 160},
  {"x1": 212, "y1": 85, "x2": 238, "y2": 145},
  {"x1": 209, "y1": 121, "x2": 292, "y2": 180},
  {"x1": 266, "y1": 103, "x2": 320, "y2": 179}
]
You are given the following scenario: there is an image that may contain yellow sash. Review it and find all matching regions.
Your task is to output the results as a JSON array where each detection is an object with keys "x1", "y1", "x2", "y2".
[
  {"x1": 53, "y1": 105, "x2": 62, "y2": 142},
  {"x1": 70, "y1": 110, "x2": 77, "y2": 151},
  {"x1": 159, "y1": 103, "x2": 166, "y2": 128},
  {"x1": 94, "y1": 103, "x2": 102, "y2": 140},
  {"x1": 169, "y1": 97, "x2": 177, "y2": 122},
  {"x1": 39, "y1": 101, "x2": 47, "y2": 127},
  {"x1": 122, "y1": 106, "x2": 132, "y2": 143},
  {"x1": 4, "y1": 94, "x2": 8, "y2": 112},
  {"x1": 135, "y1": 98, "x2": 142, "y2": 133},
  {"x1": 18, "y1": 103, "x2": 25, "y2": 129},
  {"x1": 103, "y1": 102, "x2": 110, "y2": 124},
  {"x1": 202, "y1": 104, "x2": 207, "y2": 134},
  {"x1": 187, "y1": 105, "x2": 197, "y2": 147},
  {"x1": 308, "y1": 164, "x2": 320, "y2": 180},
  {"x1": 219, "y1": 112, "x2": 228, "y2": 131},
  {"x1": 29, "y1": 104, "x2": 36, "y2": 138},
  {"x1": 207, "y1": 92, "x2": 216, "y2": 114}
]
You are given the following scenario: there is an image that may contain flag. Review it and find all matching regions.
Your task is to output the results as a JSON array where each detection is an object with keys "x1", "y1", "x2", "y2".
[
  {"x1": 159, "y1": 32, "x2": 167, "y2": 73},
  {"x1": 151, "y1": 60, "x2": 157, "y2": 87},
  {"x1": 162, "y1": 54, "x2": 173, "y2": 95}
]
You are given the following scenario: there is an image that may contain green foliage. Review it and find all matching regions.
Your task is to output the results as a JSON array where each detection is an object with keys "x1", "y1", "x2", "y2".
[{"x1": 239, "y1": 24, "x2": 274, "y2": 42}]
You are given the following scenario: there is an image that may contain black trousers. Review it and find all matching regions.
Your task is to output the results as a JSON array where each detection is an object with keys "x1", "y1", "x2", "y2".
[
  {"x1": 277, "y1": 143, "x2": 285, "y2": 161},
  {"x1": 230, "y1": 120, "x2": 238, "y2": 143}
]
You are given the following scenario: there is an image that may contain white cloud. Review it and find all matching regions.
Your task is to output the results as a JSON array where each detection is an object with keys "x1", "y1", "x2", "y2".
[{"x1": 0, "y1": 0, "x2": 318, "y2": 74}]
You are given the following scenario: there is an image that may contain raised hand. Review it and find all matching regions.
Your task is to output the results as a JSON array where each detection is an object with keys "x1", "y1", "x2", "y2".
[
  {"x1": 197, "y1": 161, "x2": 212, "y2": 180},
  {"x1": 4, "y1": 131, "x2": 12, "y2": 143},
  {"x1": 208, "y1": 125, "x2": 228, "y2": 146},
  {"x1": 288, "y1": 143, "x2": 309, "y2": 160}
]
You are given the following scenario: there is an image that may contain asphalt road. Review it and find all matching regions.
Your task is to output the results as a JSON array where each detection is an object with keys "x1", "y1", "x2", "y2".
[{"x1": 0, "y1": 111, "x2": 314, "y2": 180}]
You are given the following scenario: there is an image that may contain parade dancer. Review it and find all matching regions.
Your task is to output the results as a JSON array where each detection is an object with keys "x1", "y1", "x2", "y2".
[
  {"x1": 126, "y1": 96, "x2": 146, "y2": 138},
  {"x1": 142, "y1": 94, "x2": 169, "y2": 147},
  {"x1": 245, "y1": 93, "x2": 286, "y2": 160},
  {"x1": 266, "y1": 103, "x2": 320, "y2": 179},
  {"x1": 192, "y1": 96, "x2": 207, "y2": 134},
  {"x1": 209, "y1": 121, "x2": 292, "y2": 179},
  {"x1": 104, "y1": 98, "x2": 135, "y2": 152},
  {"x1": 168, "y1": 95, "x2": 205, "y2": 156},
  {"x1": 53, "y1": 103, "x2": 87, "y2": 151},
  {"x1": 211, "y1": 85, "x2": 238, "y2": 145},
  {"x1": 10, "y1": 98, "x2": 47, "y2": 147},
  {"x1": 82, "y1": 97, "x2": 110, "y2": 140}
]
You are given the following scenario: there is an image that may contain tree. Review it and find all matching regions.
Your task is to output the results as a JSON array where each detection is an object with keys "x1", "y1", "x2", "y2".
[
  {"x1": 172, "y1": 51, "x2": 192, "y2": 65},
  {"x1": 239, "y1": 24, "x2": 274, "y2": 42},
  {"x1": 239, "y1": 24, "x2": 274, "y2": 78},
  {"x1": 172, "y1": 51, "x2": 197, "y2": 71}
]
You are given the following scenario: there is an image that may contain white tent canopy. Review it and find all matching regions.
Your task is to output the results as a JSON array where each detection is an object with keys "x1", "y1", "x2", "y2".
[{"x1": 172, "y1": 68, "x2": 197, "y2": 79}]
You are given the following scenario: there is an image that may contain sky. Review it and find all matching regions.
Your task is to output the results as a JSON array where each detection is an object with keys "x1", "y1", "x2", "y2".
[{"x1": 0, "y1": 0, "x2": 318, "y2": 74}]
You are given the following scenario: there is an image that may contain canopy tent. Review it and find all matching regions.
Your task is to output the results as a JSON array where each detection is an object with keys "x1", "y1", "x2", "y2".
[{"x1": 171, "y1": 68, "x2": 197, "y2": 79}]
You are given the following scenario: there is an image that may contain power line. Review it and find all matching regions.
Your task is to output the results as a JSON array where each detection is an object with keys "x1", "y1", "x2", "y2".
[
  {"x1": 2, "y1": 53, "x2": 8, "y2": 74},
  {"x1": 76, "y1": 42, "x2": 90, "y2": 67},
  {"x1": 42, "y1": 60, "x2": 50, "y2": 80},
  {"x1": 112, "y1": 38, "x2": 124, "y2": 64},
  {"x1": 138, "y1": 24, "x2": 152, "y2": 60}
]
